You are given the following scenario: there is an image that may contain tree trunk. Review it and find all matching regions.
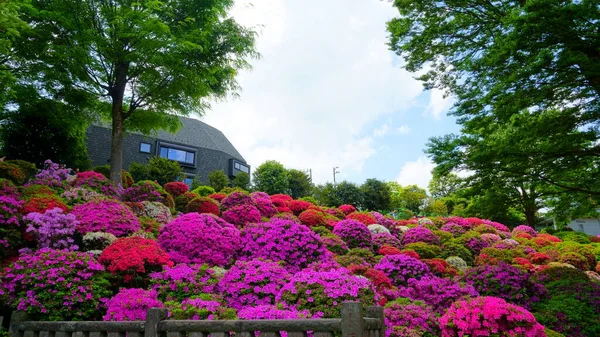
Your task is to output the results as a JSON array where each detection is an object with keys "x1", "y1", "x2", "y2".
[{"x1": 109, "y1": 62, "x2": 129, "y2": 186}]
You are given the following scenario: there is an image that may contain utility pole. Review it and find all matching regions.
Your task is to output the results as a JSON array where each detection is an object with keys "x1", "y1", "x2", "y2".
[
  {"x1": 333, "y1": 166, "x2": 340, "y2": 184},
  {"x1": 304, "y1": 169, "x2": 313, "y2": 183}
]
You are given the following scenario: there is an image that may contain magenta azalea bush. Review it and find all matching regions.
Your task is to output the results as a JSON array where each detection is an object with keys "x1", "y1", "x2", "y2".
[
  {"x1": 222, "y1": 204, "x2": 262, "y2": 227},
  {"x1": 397, "y1": 276, "x2": 479, "y2": 314},
  {"x1": 0, "y1": 248, "x2": 111, "y2": 320},
  {"x1": 23, "y1": 208, "x2": 79, "y2": 250},
  {"x1": 218, "y1": 259, "x2": 291, "y2": 309},
  {"x1": 103, "y1": 288, "x2": 164, "y2": 321},
  {"x1": 460, "y1": 263, "x2": 547, "y2": 309},
  {"x1": 375, "y1": 254, "x2": 432, "y2": 287},
  {"x1": 72, "y1": 199, "x2": 140, "y2": 236},
  {"x1": 221, "y1": 191, "x2": 254, "y2": 210},
  {"x1": 512, "y1": 225, "x2": 538, "y2": 237},
  {"x1": 277, "y1": 268, "x2": 376, "y2": 318},
  {"x1": 372, "y1": 232, "x2": 402, "y2": 250},
  {"x1": 401, "y1": 225, "x2": 440, "y2": 245},
  {"x1": 250, "y1": 192, "x2": 277, "y2": 217},
  {"x1": 384, "y1": 298, "x2": 439, "y2": 337},
  {"x1": 238, "y1": 304, "x2": 311, "y2": 319},
  {"x1": 332, "y1": 219, "x2": 373, "y2": 249},
  {"x1": 239, "y1": 219, "x2": 329, "y2": 272},
  {"x1": 439, "y1": 296, "x2": 546, "y2": 337},
  {"x1": 150, "y1": 264, "x2": 220, "y2": 301},
  {"x1": 158, "y1": 213, "x2": 241, "y2": 266}
]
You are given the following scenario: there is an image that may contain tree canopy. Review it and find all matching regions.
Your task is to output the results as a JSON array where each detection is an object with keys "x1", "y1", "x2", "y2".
[
  {"x1": 253, "y1": 160, "x2": 290, "y2": 195},
  {"x1": 7, "y1": 0, "x2": 258, "y2": 184},
  {"x1": 287, "y1": 169, "x2": 313, "y2": 199}
]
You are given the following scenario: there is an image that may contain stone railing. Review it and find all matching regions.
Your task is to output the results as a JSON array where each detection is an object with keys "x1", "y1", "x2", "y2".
[{"x1": 8, "y1": 302, "x2": 384, "y2": 337}]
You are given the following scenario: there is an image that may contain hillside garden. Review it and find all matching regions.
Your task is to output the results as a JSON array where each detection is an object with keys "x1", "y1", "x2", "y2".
[{"x1": 0, "y1": 160, "x2": 599, "y2": 337}]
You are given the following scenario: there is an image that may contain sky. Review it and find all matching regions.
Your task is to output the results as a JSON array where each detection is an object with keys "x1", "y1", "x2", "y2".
[{"x1": 200, "y1": 0, "x2": 460, "y2": 189}]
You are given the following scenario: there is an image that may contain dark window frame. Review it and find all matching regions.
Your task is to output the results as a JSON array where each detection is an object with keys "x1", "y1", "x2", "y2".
[{"x1": 156, "y1": 141, "x2": 197, "y2": 167}]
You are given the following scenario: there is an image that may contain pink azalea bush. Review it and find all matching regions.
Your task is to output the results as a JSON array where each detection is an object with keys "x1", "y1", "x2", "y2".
[
  {"x1": 250, "y1": 192, "x2": 277, "y2": 217},
  {"x1": 72, "y1": 199, "x2": 140, "y2": 236},
  {"x1": 396, "y1": 276, "x2": 479, "y2": 314},
  {"x1": 103, "y1": 288, "x2": 164, "y2": 321},
  {"x1": 439, "y1": 296, "x2": 546, "y2": 337},
  {"x1": 158, "y1": 213, "x2": 241, "y2": 266},
  {"x1": 0, "y1": 248, "x2": 111, "y2": 320},
  {"x1": 332, "y1": 219, "x2": 373, "y2": 249},
  {"x1": 221, "y1": 191, "x2": 254, "y2": 210},
  {"x1": 23, "y1": 208, "x2": 79, "y2": 250},
  {"x1": 222, "y1": 204, "x2": 262, "y2": 227},
  {"x1": 239, "y1": 219, "x2": 329, "y2": 272},
  {"x1": 372, "y1": 232, "x2": 402, "y2": 250},
  {"x1": 218, "y1": 259, "x2": 291, "y2": 309},
  {"x1": 512, "y1": 225, "x2": 538, "y2": 238},
  {"x1": 277, "y1": 267, "x2": 376, "y2": 318}
]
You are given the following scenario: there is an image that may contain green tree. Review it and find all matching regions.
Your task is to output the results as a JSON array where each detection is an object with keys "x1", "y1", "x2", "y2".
[
  {"x1": 231, "y1": 172, "x2": 250, "y2": 190},
  {"x1": 287, "y1": 169, "x2": 312, "y2": 199},
  {"x1": 388, "y1": 0, "x2": 600, "y2": 222},
  {"x1": 208, "y1": 170, "x2": 230, "y2": 192},
  {"x1": 360, "y1": 178, "x2": 391, "y2": 211},
  {"x1": 313, "y1": 183, "x2": 337, "y2": 207},
  {"x1": 428, "y1": 172, "x2": 463, "y2": 199},
  {"x1": 252, "y1": 160, "x2": 290, "y2": 195},
  {"x1": 0, "y1": 0, "x2": 28, "y2": 106},
  {"x1": 13, "y1": 0, "x2": 258, "y2": 184},
  {"x1": 147, "y1": 157, "x2": 182, "y2": 186},
  {"x1": 0, "y1": 87, "x2": 92, "y2": 169},
  {"x1": 423, "y1": 198, "x2": 448, "y2": 216},
  {"x1": 388, "y1": 182, "x2": 427, "y2": 214},
  {"x1": 332, "y1": 181, "x2": 364, "y2": 209}
]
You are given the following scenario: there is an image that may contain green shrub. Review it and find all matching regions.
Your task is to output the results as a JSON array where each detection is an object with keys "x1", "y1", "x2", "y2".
[
  {"x1": 231, "y1": 172, "x2": 250, "y2": 190},
  {"x1": 404, "y1": 242, "x2": 442, "y2": 259},
  {"x1": 440, "y1": 240, "x2": 474, "y2": 266},
  {"x1": 0, "y1": 162, "x2": 26, "y2": 185},
  {"x1": 220, "y1": 187, "x2": 248, "y2": 195},
  {"x1": 147, "y1": 157, "x2": 182, "y2": 185},
  {"x1": 6, "y1": 159, "x2": 37, "y2": 178},
  {"x1": 300, "y1": 196, "x2": 319, "y2": 205},
  {"x1": 92, "y1": 165, "x2": 133, "y2": 187},
  {"x1": 192, "y1": 185, "x2": 216, "y2": 197},
  {"x1": 478, "y1": 247, "x2": 525, "y2": 264},
  {"x1": 128, "y1": 162, "x2": 150, "y2": 182},
  {"x1": 208, "y1": 170, "x2": 230, "y2": 192},
  {"x1": 554, "y1": 231, "x2": 591, "y2": 244},
  {"x1": 433, "y1": 229, "x2": 453, "y2": 244}
]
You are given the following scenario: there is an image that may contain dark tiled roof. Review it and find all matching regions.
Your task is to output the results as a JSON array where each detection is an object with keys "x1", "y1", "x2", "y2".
[{"x1": 95, "y1": 116, "x2": 246, "y2": 162}]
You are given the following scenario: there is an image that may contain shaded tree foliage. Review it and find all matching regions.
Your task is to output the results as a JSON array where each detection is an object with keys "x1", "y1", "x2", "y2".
[
  {"x1": 253, "y1": 160, "x2": 290, "y2": 195},
  {"x1": 287, "y1": 169, "x2": 312, "y2": 199},
  {"x1": 360, "y1": 178, "x2": 391, "y2": 212}
]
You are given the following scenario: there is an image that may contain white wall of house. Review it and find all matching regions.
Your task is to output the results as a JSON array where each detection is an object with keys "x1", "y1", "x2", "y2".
[{"x1": 567, "y1": 218, "x2": 600, "y2": 236}]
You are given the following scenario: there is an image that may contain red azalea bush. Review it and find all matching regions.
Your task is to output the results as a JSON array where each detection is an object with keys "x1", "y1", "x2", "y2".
[
  {"x1": 290, "y1": 200, "x2": 313, "y2": 215},
  {"x1": 439, "y1": 296, "x2": 546, "y2": 337},
  {"x1": 72, "y1": 199, "x2": 140, "y2": 236},
  {"x1": 423, "y1": 258, "x2": 458, "y2": 277},
  {"x1": 164, "y1": 182, "x2": 189, "y2": 197},
  {"x1": 346, "y1": 212, "x2": 377, "y2": 225},
  {"x1": 99, "y1": 236, "x2": 173, "y2": 285},
  {"x1": 528, "y1": 252, "x2": 551, "y2": 265},
  {"x1": 222, "y1": 204, "x2": 262, "y2": 227},
  {"x1": 158, "y1": 213, "x2": 241, "y2": 266},
  {"x1": 175, "y1": 192, "x2": 199, "y2": 212},
  {"x1": 347, "y1": 265, "x2": 394, "y2": 292},
  {"x1": 338, "y1": 204, "x2": 356, "y2": 215},
  {"x1": 298, "y1": 209, "x2": 327, "y2": 227},
  {"x1": 185, "y1": 197, "x2": 221, "y2": 216},
  {"x1": 379, "y1": 245, "x2": 403, "y2": 255},
  {"x1": 208, "y1": 193, "x2": 227, "y2": 202},
  {"x1": 21, "y1": 195, "x2": 68, "y2": 214}
]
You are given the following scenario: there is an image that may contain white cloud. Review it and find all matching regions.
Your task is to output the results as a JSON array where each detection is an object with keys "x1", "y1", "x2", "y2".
[
  {"x1": 397, "y1": 125, "x2": 411, "y2": 134},
  {"x1": 425, "y1": 89, "x2": 453, "y2": 119},
  {"x1": 373, "y1": 121, "x2": 391, "y2": 138},
  {"x1": 396, "y1": 156, "x2": 435, "y2": 189},
  {"x1": 201, "y1": 0, "x2": 423, "y2": 184}
]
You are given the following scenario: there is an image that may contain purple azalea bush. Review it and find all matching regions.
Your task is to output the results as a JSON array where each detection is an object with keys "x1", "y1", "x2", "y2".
[
  {"x1": 372, "y1": 232, "x2": 402, "y2": 250},
  {"x1": 401, "y1": 226, "x2": 440, "y2": 245},
  {"x1": 218, "y1": 259, "x2": 291, "y2": 309},
  {"x1": 396, "y1": 276, "x2": 479, "y2": 314},
  {"x1": 374, "y1": 254, "x2": 432, "y2": 287},
  {"x1": 239, "y1": 219, "x2": 329, "y2": 272},
  {"x1": 158, "y1": 213, "x2": 241, "y2": 266},
  {"x1": 332, "y1": 219, "x2": 373, "y2": 249},
  {"x1": 23, "y1": 208, "x2": 79, "y2": 250}
]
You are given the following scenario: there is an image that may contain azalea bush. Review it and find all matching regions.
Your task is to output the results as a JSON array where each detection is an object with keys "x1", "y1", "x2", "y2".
[
  {"x1": 384, "y1": 298, "x2": 439, "y2": 337},
  {"x1": 239, "y1": 219, "x2": 329, "y2": 272},
  {"x1": 99, "y1": 236, "x2": 173, "y2": 286},
  {"x1": 218, "y1": 259, "x2": 291, "y2": 309},
  {"x1": 23, "y1": 208, "x2": 79, "y2": 250},
  {"x1": 72, "y1": 199, "x2": 140, "y2": 236},
  {"x1": 396, "y1": 276, "x2": 478, "y2": 314},
  {"x1": 149, "y1": 264, "x2": 220, "y2": 301},
  {"x1": 0, "y1": 248, "x2": 111, "y2": 320},
  {"x1": 333, "y1": 219, "x2": 373, "y2": 249},
  {"x1": 165, "y1": 295, "x2": 236, "y2": 320},
  {"x1": 103, "y1": 288, "x2": 164, "y2": 321},
  {"x1": 374, "y1": 254, "x2": 432, "y2": 287},
  {"x1": 401, "y1": 226, "x2": 440, "y2": 246},
  {"x1": 185, "y1": 196, "x2": 221, "y2": 216},
  {"x1": 158, "y1": 213, "x2": 241, "y2": 266},
  {"x1": 277, "y1": 267, "x2": 376, "y2": 318},
  {"x1": 439, "y1": 296, "x2": 546, "y2": 337},
  {"x1": 222, "y1": 204, "x2": 262, "y2": 227}
]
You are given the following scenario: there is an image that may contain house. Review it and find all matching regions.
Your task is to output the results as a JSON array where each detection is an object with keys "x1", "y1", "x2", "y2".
[
  {"x1": 537, "y1": 217, "x2": 600, "y2": 236},
  {"x1": 86, "y1": 116, "x2": 250, "y2": 185}
]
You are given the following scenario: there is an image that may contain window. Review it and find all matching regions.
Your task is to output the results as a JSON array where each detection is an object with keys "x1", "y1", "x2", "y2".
[
  {"x1": 234, "y1": 162, "x2": 250, "y2": 173},
  {"x1": 158, "y1": 144, "x2": 196, "y2": 165},
  {"x1": 183, "y1": 177, "x2": 194, "y2": 186},
  {"x1": 140, "y1": 142, "x2": 151, "y2": 153}
]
